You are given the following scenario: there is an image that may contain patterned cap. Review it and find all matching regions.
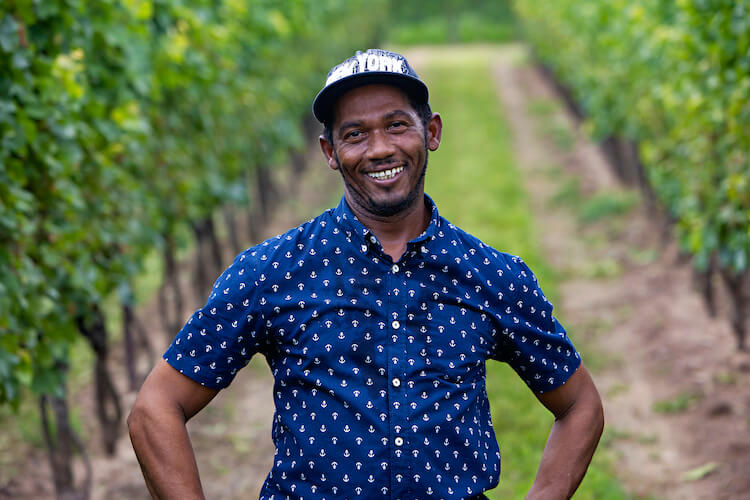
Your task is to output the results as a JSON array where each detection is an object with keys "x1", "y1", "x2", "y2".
[{"x1": 312, "y1": 48, "x2": 429, "y2": 124}]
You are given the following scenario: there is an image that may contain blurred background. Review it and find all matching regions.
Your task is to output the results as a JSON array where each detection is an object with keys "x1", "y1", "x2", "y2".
[{"x1": 1, "y1": 0, "x2": 748, "y2": 499}]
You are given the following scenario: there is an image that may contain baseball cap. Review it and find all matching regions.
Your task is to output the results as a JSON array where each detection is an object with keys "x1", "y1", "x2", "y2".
[{"x1": 312, "y1": 48, "x2": 429, "y2": 124}]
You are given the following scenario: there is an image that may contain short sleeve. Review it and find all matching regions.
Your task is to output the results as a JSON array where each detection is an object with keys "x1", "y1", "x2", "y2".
[
  {"x1": 492, "y1": 258, "x2": 581, "y2": 393},
  {"x1": 163, "y1": 251, "x2": 265, "y2": 389}
]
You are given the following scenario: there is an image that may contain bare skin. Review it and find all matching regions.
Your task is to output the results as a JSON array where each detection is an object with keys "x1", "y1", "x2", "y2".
[
  {"x1": 319, "y1": 84, "x2": 442, "y2": 261},
  {"x1": 528, "y1": 363, "x2": 604, "y2": 499},
  {"x1": 129, "y1": 83, "x2": 603, "y2": 499},
  {"x1": 128, "y1": 360, "x2": 217, "y2": 499}
]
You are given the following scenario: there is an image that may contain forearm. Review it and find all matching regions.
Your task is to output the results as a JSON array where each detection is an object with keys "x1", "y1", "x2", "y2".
[
  {"x1": 526, "y1": 389, "x2": 604, "y2": 499},
  {"x1": 128, "y1": 403, "x2": 205, "y2": 499}
]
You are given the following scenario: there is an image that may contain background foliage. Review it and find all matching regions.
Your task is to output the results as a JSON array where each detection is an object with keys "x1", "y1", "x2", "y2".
[
  {"x1": 514, "y1": 0, "x2": 750, "y2": 349},
  {"x1": 0, "y1": 0, "x2": 386, "y2": 410},
  {"x1": 3, "y1": 0, "x2": 747, "y2": 496},
  {"x1": 513, "y1": 0, "x2": 749, "y2": 275}
]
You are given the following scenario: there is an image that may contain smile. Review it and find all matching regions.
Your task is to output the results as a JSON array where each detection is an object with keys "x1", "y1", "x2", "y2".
[{"x1": 366, "y1": 166, "x2": 404, "y2": 180}]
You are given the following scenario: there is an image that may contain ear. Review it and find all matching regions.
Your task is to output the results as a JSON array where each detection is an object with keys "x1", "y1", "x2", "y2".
[
  {"x1": 426, "y1": 113, "x2": 442, "y2": 152},
  {"x1": 319, "y1": 134, "x2": 339, "y2": 171}
]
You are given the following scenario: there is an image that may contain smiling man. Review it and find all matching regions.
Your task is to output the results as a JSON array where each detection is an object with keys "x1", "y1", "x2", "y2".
[{"x1": 128, "y1": 49, "x2": 604, "y2": 500}]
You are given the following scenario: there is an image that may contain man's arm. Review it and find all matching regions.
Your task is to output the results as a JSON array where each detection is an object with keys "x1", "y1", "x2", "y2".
[
  {"x1": 526, "y1": 363, "x2": 604, "y2": 500},
  {"x1": 128, "y1": 359, "x2": 219, "y2": 499}
]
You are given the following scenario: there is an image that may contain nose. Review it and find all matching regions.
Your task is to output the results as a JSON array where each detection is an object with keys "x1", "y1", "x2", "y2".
[{"x1": 366, "y1": 128, "x2": 396, "y2": 161}]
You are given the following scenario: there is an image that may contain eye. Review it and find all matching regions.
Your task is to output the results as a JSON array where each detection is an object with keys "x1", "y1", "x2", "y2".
[
  {"x1": 388, "y1": 120, "x2": 410, "y2": 133},
  {"x1": 344, "y1": 130, "x2": 362, "y2": 141}
]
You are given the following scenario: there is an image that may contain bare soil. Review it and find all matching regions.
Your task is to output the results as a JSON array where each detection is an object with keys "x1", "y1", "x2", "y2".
[{"x1": 3, "y1": 45, "x2": 749, "y2": 500}]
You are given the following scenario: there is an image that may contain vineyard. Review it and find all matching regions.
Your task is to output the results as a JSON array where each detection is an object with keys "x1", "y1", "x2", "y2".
[
  {"x1": 1, "y1": 0, "x2": 749, "y2": 499},
  {"x1": 514, "y1": 0, "x2": 750, "y2": 349},
  {"x1": 1, "y1": 0, "x2": 385, "y2": 497}
]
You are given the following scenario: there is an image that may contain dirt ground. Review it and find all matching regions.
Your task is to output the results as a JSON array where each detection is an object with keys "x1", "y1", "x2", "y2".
[{"x1": 2, "y1": 45, "x2": 749, "y2": 500}]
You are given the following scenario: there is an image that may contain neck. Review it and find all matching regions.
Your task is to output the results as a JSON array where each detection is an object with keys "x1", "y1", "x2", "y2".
[{"x1": 345, "y1": 192, "x2": 430, "y2": 262}]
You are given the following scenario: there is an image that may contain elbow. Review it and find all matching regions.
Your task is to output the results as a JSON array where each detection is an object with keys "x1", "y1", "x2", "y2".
[
  {"x1": 595, "y1": 397, "x2": 605, "y2": 439},
  {"x1": 127, "y1": 398, "x2": 147, "y2": 441},
  {"x1": 127, "y1": 389, "x2": 186, "y2": 442},
  {"x1": 127, "y1": 403, "x2": 139, "y2": 431},
  {"x1": 589, "y1": 388, "x2": 605, "y2": 443},
  {"x1": 571, "y1": 381, "x2": 605, "y2": 442},
  {"x1": 127, "y1": 392, "x2": 164, "y2": 441}
]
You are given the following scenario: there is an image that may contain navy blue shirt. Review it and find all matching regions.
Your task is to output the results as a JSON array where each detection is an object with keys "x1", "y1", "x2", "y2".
[{"x1": 164, "y1": 195, "x2": 580, "y2": 499}]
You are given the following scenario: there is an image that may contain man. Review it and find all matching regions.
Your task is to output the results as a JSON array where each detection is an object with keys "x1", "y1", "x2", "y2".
[{"x1": 128, "y1": 48, "x2": 604, "y2": 499}]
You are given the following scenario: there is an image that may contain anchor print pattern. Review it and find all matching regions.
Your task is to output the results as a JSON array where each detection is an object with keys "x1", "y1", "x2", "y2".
[{"x1": 165, "y1": 195, "x2": 580, "y2": 499}]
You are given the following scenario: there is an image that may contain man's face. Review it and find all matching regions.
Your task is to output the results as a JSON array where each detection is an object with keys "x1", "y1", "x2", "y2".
[{"x1": 320, "y1": 84, "x2": 441, "y2": 220}]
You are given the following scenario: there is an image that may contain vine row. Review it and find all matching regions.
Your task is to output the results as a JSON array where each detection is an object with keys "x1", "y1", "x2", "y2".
[
  {"x1": 0, "y1": 0, "x2": 386, "y2": 497},
  {"x1": 514, "y1": 0, "x2": 750, "y2": 349}
]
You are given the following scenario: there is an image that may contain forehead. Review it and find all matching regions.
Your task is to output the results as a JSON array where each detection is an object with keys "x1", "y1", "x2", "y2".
[{"x1": 332, "y1": 84, "x2": 415, "y2": 126}]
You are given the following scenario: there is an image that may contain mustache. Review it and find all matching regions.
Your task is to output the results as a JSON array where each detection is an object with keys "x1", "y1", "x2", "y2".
[{"x1": 365, "y1": 158, "x2": 403, "y2": 172}]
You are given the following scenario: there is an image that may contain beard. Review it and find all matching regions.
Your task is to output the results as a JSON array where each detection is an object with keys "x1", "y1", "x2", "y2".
[{"x1": 335, "y1": 148, "x2": 429, "y2": 218}]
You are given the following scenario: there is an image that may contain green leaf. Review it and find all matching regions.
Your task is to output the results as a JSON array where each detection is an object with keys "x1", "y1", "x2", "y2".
[
  {"x1": 0, "y1": 15, "x2": 19, "y2": 52},
  {"x1": 11, "y1": 50, "x2": 29, "y2": 69},
  {"x1": 682, "y1": 462, "x2": 719, "y2": 481}
]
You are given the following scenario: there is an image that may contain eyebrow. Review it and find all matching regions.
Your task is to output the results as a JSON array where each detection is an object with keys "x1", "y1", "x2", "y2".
[
  {"x1": 384, "y1": 109, "x2": 412, "y2": 121},
  {"x1": 337, "y1": 109, "x2": 414, "y2": 136},
  {"x1": 337, "y1": 121, "x2": 361, "y2": 136}
]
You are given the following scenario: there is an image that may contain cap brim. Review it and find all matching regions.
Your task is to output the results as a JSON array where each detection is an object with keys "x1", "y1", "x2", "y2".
[{"x1": 313, "y1": 72, "x2": 429, "y2": 124}]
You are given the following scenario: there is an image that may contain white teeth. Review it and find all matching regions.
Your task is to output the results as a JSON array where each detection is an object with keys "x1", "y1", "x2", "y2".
[{"x1": 367, "y1": 166, "x2": 404, "y2": 180}]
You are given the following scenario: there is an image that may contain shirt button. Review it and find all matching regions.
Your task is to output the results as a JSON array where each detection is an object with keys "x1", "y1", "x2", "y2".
[
  {"x1": 392, "y1": 377, "x2": 401, "y2": 388},
  {"x1": 394, "y1": 436, "x2": 404, "y2": 447},
  {"x1": 391, "y1": 264, "x2": 399, "y2": 273},
  {"x1": 391, "y1": 320, "x2": 400, "y2": 330},
  {"x1": 370, "y1": 235, "x2": 377, "y2": 244}
]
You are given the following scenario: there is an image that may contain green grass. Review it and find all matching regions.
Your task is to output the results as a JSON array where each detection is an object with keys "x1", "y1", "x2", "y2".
[
  {"x1": 548, "y1": 170, "x2": 640, "y2": 225},
  {"x1": 527, "y1": 98, "x2": 559, "y2": 116},
  {"x1": 652, "y1": 391, "x2": 702, "y2": 414},
  {"x1": 418, "y1": 45, "x2": 634, "y2": 499},
  {"x1": 543, "y1": 122, "x2": 576, "y2": 151},
  {"x1": 528, "y1": 98, "x2": 575, "y2": 150},
  {"x1": 578, "y1": 191, "x2": 640, "y2": 223},
  {"x1": 388, "y1": 15, "x2": 516, "y2": 46}
]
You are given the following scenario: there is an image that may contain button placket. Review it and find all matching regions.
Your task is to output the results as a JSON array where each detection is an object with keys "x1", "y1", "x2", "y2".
[
  {"x1": 385, "y1": 259, "x2": 411, "y2": 499},
  {"x1": 399, "y1": 252, "x2": 425, "y2": 498}
]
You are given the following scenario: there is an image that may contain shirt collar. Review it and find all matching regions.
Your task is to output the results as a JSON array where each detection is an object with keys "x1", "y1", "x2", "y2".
[{"x1": 331, "y1": 194, "x2": 441, "y2": 249}]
